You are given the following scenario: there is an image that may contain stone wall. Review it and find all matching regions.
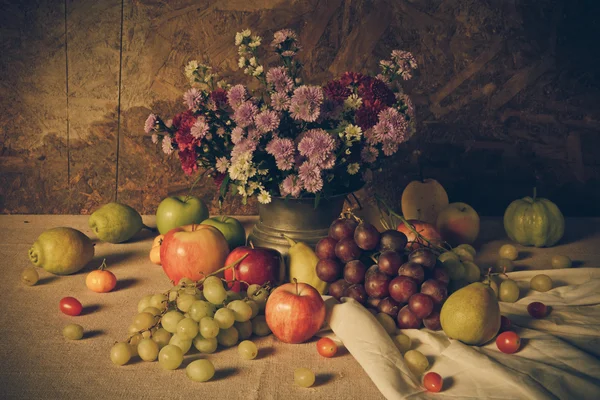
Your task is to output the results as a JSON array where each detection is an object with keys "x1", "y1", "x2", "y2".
[{"x1": 1, "y1": 0, "x2": 599, "y2": 216}]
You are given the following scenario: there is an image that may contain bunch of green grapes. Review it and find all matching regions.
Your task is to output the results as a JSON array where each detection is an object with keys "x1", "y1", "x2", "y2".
[
  {"x1": 109, "y1": 277, "x2": 272, "y2": 380},
  {"x1": 437, "y1": 244, "x2": 482, "y2": 292}
]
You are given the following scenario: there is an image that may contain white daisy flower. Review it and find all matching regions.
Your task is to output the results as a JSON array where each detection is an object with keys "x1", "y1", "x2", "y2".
[
  {"x1": 347, "y1": 163, "x2": 360, "y2": 175},
  {"x1": 257, "y1": 190, "x2": 272, "y2": 204}
]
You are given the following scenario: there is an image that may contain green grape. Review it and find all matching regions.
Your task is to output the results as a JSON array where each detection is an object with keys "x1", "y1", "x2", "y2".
[
  {"x1": 137, "y1": 338, "x2": 159, "y2": 361},
  {"x1": 152, "y1": 328, "x2": 172, "y2": 349},
  {"x1": 452, "y1": 247, "x2": 474, "y2": 262},
  {"x1": 392, "y1": 333, "x2": 411, "y2": 353},
  {"x1": 199, "y1": 317, "x2": 220, "y2": 339},
  {"x1": 226, "y1": 290, "x2": 243, "y2": 303},
  {"x1": 168, "y1": 285, "x2": 183, "y2": 302},
  {"x1": 234, "y1": 320, "x2": 253, "y2": 340},
  {"x1": 193, "y1": 335, "x2": 218, "y2": 354},
  {"x1": 204, "y1": 283, "x2": 227, "y2": 305},
  {"x1": 214, "y1": 307, "x2": 236, "y2": 329},
  {"x1": 217, "y1": 326, "x2": 239, "y2": 347},
  {"x1": 186, "y1": 359, "x2": 215, "y2": 382},
  {"x1": 179, "y1": 277, "x2": 194, "y2": 286},
  {"x1": 150, "y1": 293, "x2": 168, "y2": 311},
  {"x1": 141, "y1": 330, "x2": 152, "y2": 339},
  {"x1": 142, "y1": 306, "x2": 162, "y2": 316},
  {"x1": 161, "y1": 310, "x2": 185, "y2": 333},
  {"x1": 294, "y1": 368, "x2": 315, "y2": 388},
  {"x1": 176, "y1": 317, "x2": 199, "y2": 340},
  {"x1": 252, "y1": 315, "x2": 271, "y2": 337},
  {"x1": 442, "y1": 258, "x2": 466, "y2": 280},
  {"x1": 551, "y1": 255, "x2": 572, "y2": 269},
  {"x1": 110, "y1": 342, "x2": 132, "y2": 366},
  {"x1": 21, "y1": 267, "x2": 39, "y2": 286},
  {"x1": 137, "y1": 295, "x2": 153, "y2": 313},
  {"x1": 245, "y1": 299, "x2": 259, "y2": 319},
  {"x1": 238, "y1": 340, "x2": 258, "y2": 360},
  {"x1": 177, "y1": 293, "x2": 198, "y2": 313},
  {"x1": 499, "y1": 279, "x2": 520, "y2": 303},
  {"x1": 496, "y1": 258, "x2": 515, "y2": 273},
  {"x1": 499, "y1": 244, "x2": 518, "y2": 261},
  {"x1": 456, "y1": 244, "x2": 477, "y2": 257},
  {"x1": 203, "y1": 276, "x2": 222, "y2": 287},
  {"x1": 530, "y1": 274, "x2": 553, "y2": 292},
  {"x1": 182, "y1": 285, "x2": 203, "y2": 299},
  {"x1": 227, "y1": 300, "x2": 253, "y2": 322},
  {"x1": 188, "y1": 300, "x2": 216, "y2": 322},
  {"x1": 169, "y1": 333, "x2": 193, "y2": 354},
  {"x1": 462, "y1": 261, "x2": 482, "y2": 283},
  {"x1": 158, "y1": 344, "x2": 183, "y2": 370},
  {"x1": 62, "y1": 323, "x2": 84, "y2": 340},
  {"x1": 438, "y1": 251, "x2": 459, "y2": 263},
  {"x1": 375, "y1": 313, "x2": 396, "y2": 335},
  {"x1": 127, "y1": 324, "x2": 139, "y2": 335},
  {"x1": 404, "y1": 350, "x2": 429, "y2": 375},
  {"x1": 247, "y1": 284, "x2": 269, "y2": 310},
  {"x1": 132, "y1": 312, "x2": 157, "y2": 331}
]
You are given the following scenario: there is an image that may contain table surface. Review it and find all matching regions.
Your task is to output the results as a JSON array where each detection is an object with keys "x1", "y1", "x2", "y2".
[{"x1": 1, "y1": 215, "x2": 599, "y2": 400}]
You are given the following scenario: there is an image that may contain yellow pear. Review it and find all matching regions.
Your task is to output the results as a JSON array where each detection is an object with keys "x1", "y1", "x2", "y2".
[
  {"x1": 440, "y1": 282, "x2": 501, "y2": 346},
  {"x1": 401, "y1": 179, "x2": 449, "y2": 225}
]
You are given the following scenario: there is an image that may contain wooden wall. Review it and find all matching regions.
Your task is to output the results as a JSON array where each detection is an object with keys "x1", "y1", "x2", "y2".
[{"x1": 1, "y1": 0, "x2": 599, "y2": 216}]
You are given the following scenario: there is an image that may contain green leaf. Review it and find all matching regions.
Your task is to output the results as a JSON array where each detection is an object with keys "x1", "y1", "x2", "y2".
[
  {"x1": 219, "y1": 175, "x2": 231, "y2": 199},
  {"x1": 314, "y1": 192, "x2": 321, "y2": 209}
]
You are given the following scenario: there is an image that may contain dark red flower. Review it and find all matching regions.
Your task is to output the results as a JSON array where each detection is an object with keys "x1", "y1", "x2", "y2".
[
  {"x1": 355, "y1": 100, "x2": 386, "y2": 130},
  {"x1": 173, "y1": 110, "x2": 198, "y2": 151},
  {"x1": 358, "y1": 77, "x2": 395, "y2": 106},
  {"x1": 339, "y1": 72, "x2": 365, "y2": 87},
  {"x1": 210, "y1": 88, "x2": 228, "y2": 108},
  {"x1": 213, "y1": 173, "x2": 226, "y2": 187},
  {"x1": 178, "y1": 148, "x2": 198, "y2": 176},
  {"x1": 323, "y1": 80, "x2": 351, "y2": 103}
]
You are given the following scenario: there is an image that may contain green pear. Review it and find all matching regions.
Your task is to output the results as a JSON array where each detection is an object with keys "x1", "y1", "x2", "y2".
[
  {"x1": 89, "y1": 202, "x2": 144, "y2": 243},
  {"x1": 29, "y1": 227, "x2": 94, "y2": 275},
  {"x1": 440, "y1": 282, "x2": 501, "y2": 346}
]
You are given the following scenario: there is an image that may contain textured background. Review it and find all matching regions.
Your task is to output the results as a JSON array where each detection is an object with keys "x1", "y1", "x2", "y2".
[{"x1": 1, "y1": 0, "x2": 599, "y2": 216}]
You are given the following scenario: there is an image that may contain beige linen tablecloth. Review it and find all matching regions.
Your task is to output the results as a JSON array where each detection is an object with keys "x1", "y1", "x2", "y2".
[{"x1": 1, "y1": 215, "x2": 599, "y2": 400}]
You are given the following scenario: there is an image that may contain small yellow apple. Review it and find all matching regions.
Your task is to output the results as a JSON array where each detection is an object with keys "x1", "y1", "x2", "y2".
[
  {"x1": 401, "y1": 179, "x2": 449, "y2": 225},
  {"x1": 149, "y1": 234, "x2": 164, "y2": 265},
  {"x1": 436, "y1": 202, "x2": 480, "y2": 246}
]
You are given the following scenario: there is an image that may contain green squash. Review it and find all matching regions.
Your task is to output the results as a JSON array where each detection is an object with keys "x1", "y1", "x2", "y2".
[{"x1": 503, "y1": 189, "x2": 564, "y2": 247}]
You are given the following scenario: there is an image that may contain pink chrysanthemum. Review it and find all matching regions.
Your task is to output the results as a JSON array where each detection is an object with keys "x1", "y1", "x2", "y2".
[
  {"x1": 360, "y1": 146, "x2": 379, "y2": 163},
  {"x1": 289, "y1": 85, "x2": 323, "y2": 122},
  {"x1": 227, "y1": 84, "x2": 247, "y2": 110},
  {"x1": 271, "y1": 92, "x2": 291, "y2": 111},
  {"x1": 190, "y1": 117, "x2": 209, "y2": 140},
  {"x1": 391, "y1": 50, "x2": 418, "y2": 80},
  {"x1": 298, "y1": 161, "x2": 323, "y2": 193},
  {"x1": 266, "y1": 137, "x2": 295, "y2": 171},
  {"x1": 144, "y1": 114, "x2": 157, "y2": 133},
  {"x1": 369, "y1": 107, "x2": 409, "y2": 156},
  {"x1": 231, "y1": 127, "x2": 244, "y2": 144},
  {"x1": 254, "y1": 110, "x2": 280, "y2": 133},
  {"x1": 233, "y1": 101, "x2": 258, "y2": 128},
  {"x1": 266, "y1": 67, "x2": 294, "y2": 93},
  {"x1": 161, "y1": 136, "x2": 174, "y2": 155},
  {"x1": 280, "y1": 175, "x2": 302, "y2": 197},
  {"x1": 230, "y1": 138, "x2": 257, "y2": 160},
  {"x1": 271, "y1": 29, "x2": 297, "y2": 48},
  {"x1": 183, "y1": 88, "x2": 203, "y2": 110},
  {"x1": 396, "y1": 93, "x2": 415, "y2": 120},
  {"x1": 297, "y1": 129, "x2": 337, "y2": 166}
]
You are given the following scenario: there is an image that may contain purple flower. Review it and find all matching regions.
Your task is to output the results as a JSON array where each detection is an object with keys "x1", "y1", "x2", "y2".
[
  {"x1": 369, "y1": 107, "x2": 409, "y2": 156},
  {"x1": 144, "y1": 114, "x2": 157, "y2": 133},
  {"x1": 271, "y1": 29, "x2": 297, "y2": 48},
  {"x1": 254, "y1": 110, "x2": 280, "y2": 133},
  {"x1": 280, "y1": 175, "x2": 302, "y2": 197},
  {"x1": 271, "y1": 92, "x2": 290, "y2": 111},
  {"x1": 231, "y1": 127, "x2": 244, "y2": 144},
  {"x1": 266, "y1": 67, "x2": 293, "y2": 93},
  {"x1": 190, "y1": 117, "x2": 209, "y2": 140},
  {"x1": 298, "y1": 161, "x2": 323, "y2": 193},
  {"x1": 233, "y1": 101, "x2": 258, "y2": 128},
  {"x1": 231, "y1": 138, "x2": 257, "y2": 160},
  {"x1": 183, "y1": 88, "x2": 203, "y2": 110},
  {"x1": 289, "y1": 85, "x2": 323, "y2": 122},
  {"x1": 390, "y1": 50, "x2": 418, "y2": 80},
  {"x1": 297, "y1": 129, "x2": 337, "y2": 166},
  {"x1": 227, "y1": 84, "x2": 247, "y2": 110},
  {"x1": 266, "y1": 137, "x2": 295, "y2": 171},
  {"x1": 396, "y1": 92, "x2": 415, "y2": 120}
]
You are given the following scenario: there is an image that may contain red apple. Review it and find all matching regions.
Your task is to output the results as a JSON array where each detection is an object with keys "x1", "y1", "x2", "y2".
[
  {"x1": 223, "y1": 246, "x2": 284, "y2": 292},
  {"x1": 436, "y1": 202, "x2": 480, "y2": 246},
  {"x1": 265, "y1": 282, "x2": 326, "y2": 344},
  {"x1": 160, "y1": 224, "x2": 230, "y2": 284},
  {"x1": 397, "y1": 220, "x2": 443, "y2": 251}
]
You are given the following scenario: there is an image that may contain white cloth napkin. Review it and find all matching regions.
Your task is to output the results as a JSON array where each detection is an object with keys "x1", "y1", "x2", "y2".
[{"x1": 322, "y1": 268, "x2": 600, "y2": 399}]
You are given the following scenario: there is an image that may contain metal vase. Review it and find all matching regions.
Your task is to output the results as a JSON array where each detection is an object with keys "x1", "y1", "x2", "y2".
[{"x1": 247, "y1": 194, "x2": 349, "y2": 260}]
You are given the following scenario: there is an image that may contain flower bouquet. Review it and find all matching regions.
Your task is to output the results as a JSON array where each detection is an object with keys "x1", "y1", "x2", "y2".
[{"x1": 145, "y1": 29, "x2": 417, "y2": 206}]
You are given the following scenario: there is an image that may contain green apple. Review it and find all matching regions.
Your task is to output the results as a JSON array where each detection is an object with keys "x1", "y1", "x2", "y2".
[
  {"x1": 201, "y1": 216, "x2": 246, "y2": 250},
  {"x1": 156, "y1": 195, "x2": 209, "y2": 235}
]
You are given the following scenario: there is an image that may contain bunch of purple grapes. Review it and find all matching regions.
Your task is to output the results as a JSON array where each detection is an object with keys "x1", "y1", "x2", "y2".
[{"x1": 315, "y1": 216, "x2": 450, "y2": 331}]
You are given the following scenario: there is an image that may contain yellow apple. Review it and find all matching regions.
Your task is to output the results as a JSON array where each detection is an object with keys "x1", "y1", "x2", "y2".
[
  {"x1": 436, "y1": 202, "x2": 480, "y2": 246},
  {"x1": 149, "y1": 234, "x2": 164, "y2": 265},
  {"x1": 401, "y1": 179, "x2": 449, "y2": 225}
]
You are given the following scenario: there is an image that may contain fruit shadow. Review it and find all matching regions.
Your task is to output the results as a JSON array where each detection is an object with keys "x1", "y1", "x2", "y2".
[
  {"x1": 313, "y1": 373, "x2": 335, "y2": 387},
  {"x1": 442, "y1": 376, "x2": 455, "y2": 391},
  {"x1": 125, "y1": 228, "x2": 157, "y2": 244},
  {"x1": 81, "y1": 304, "x2": 102, "y2": 316},
  {"x1": 37, "y1": 275, "x2": 59, "y2": 285},
  {"x1": 212, "y1": 367, "x2": 239, "y2": 381},
  {"x1": 256, "y1": 346, "x2": 275, "y2": 360},
  {"x1": 516, "y1": 251, "x2": 533, "y2": 261},
  {"x1": 83, "y1": 329, "x2": 104, "y2": 339},
  {"x1": 114, "y1": 278, "x2": 141, "y2": 291},
  {"x1": 84, "y1": 252, "x2": 139, "y2": 272}
]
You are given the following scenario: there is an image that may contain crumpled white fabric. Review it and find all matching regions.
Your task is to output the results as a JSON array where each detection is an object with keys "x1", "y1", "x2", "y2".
[{"x1": 321, "y1": 268, "x2": 600, "y2": 400}]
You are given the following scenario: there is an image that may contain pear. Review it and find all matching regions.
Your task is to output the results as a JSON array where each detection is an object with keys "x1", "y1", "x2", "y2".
[
  {"x1": 440, "y1": 282, "x2": 501, "y2": 346},
  {"x1": 89, "y1": 202, "x2": 144, "y2": 243},
  {"x1": 29, "y1": 227, "x2": 94, "y2": 275}
]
